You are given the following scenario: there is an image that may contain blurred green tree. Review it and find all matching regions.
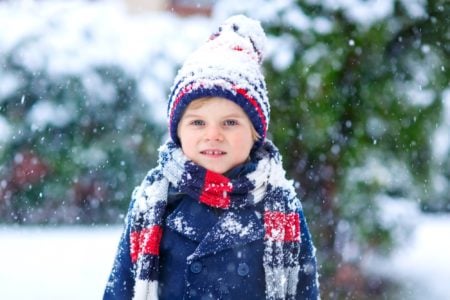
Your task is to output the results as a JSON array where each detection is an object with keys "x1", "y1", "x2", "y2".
[
  {"x1": 260, "y1": 0, "x2": 449, "y2": 297},
  {"x1": 0, "y1": 52, "x2": 164, "y2": 224}
]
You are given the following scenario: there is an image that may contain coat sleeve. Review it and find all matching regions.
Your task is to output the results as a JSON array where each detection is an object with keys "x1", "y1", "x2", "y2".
[
  {"x1": 103, "y1": 200, "x2": 136, "y2": 300},
  {"x1": 296, "y1": 209, "x2": 320, "y2": 299}
]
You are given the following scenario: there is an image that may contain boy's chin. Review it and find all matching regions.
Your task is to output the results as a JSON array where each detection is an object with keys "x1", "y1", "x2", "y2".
[
  {"x1": 201, "y1": 163, "x2": 232, "y2": 174},
  {"x1": 205, "y1": 167, "x2": 228, "y2": 174}
]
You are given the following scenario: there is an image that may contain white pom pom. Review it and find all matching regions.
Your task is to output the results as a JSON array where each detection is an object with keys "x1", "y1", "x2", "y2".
[{"x1": 212, "y1": 14, "x2": 267, "y2": 63}]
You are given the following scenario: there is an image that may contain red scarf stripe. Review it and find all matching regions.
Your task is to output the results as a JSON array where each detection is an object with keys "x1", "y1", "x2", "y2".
[
  {"x1": 130, "y1": 225, "x2": 163, "y2": 263},
  {"x1": 199, "y1": 170, "x2": 232, "y2": 209},
  {"x1": 264, "y1": 211, "x2": 300, "y2": 242}
]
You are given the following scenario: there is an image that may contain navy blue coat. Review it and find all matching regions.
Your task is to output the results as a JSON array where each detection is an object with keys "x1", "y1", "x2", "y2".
[{"x1": 104, "y1": 174, "x2": 318, "y2": 300}]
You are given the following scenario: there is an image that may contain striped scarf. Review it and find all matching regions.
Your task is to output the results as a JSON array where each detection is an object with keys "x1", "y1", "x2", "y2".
[{"x1": 129, "y1": 139, "x2": 302, "y2": 300}]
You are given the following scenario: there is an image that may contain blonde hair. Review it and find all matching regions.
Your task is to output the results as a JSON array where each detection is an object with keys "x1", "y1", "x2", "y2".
[{"x1": 182, "y1": 97, "x2": 261, "y2": 142}]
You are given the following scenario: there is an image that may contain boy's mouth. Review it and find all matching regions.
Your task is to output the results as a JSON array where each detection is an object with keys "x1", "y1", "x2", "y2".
[{"x1": 200, "y1": 150, "x2": 226, "y2": 155}]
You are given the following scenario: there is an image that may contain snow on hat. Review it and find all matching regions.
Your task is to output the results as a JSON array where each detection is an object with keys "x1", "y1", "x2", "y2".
[{"x1": 167, "y1": 14, "x2": 270, "y2": 148}]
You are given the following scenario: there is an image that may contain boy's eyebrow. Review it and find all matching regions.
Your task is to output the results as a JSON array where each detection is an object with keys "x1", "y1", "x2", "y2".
[
  {"x1": 180, "y1": 113, "x2": 203, "y2": 119},
  {"x1": 222, "y1": 114, "x2": 247, "y2": 119}
]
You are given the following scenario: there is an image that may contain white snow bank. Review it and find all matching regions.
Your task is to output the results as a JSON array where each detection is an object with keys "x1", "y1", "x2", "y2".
[
  {"x1": 388, "y1": 214, "x2": 450, "y2": 299},
  {"x1": 0, "y1": 226, "x2": 122, "y2": 300},
  {"x1": 365, "y1": 210, "x2": 450, "y2": 300}
]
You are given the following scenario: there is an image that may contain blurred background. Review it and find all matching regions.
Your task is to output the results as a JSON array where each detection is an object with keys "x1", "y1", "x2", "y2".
[{"x1": 0, "y1": 0, "x2": 449, "y2": 299}]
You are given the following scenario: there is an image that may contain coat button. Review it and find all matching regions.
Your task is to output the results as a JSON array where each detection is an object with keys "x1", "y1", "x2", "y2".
[
  {"x1": 190, "y1": 261, "x2": 203, "y2": 274},
  {"x1": 237, "y1": 262, "x2": 249, "y2": 276}
]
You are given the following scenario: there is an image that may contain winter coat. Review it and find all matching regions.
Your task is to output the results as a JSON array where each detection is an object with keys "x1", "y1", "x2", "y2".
[{"x1": 104, "y1": 164, "x2": 319, "y2": 300}]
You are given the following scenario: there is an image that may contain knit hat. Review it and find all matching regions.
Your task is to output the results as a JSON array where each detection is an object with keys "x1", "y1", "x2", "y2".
[{"x1": 167, "y1": 15, "x2": 270, "y2": 148}]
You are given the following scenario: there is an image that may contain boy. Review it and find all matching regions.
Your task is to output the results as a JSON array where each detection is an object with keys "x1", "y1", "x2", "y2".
[{"x1": 104, "y1": 15, "x2": 319, "y2": 300}]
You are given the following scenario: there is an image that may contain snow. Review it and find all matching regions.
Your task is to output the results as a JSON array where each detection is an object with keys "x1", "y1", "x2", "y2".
[
  {"x1": 220, "y1": 212, "x2": 256, "y2": 238},
  {"x1": 1, "y1": 208, "x2": 450, "y2": 299},
  {"x1": 0, "y1": 116, "x2": 13, "y2": 143},
  {"x1": 320, "y1": 0, "x2": 426, "y2": 27},
  {"x1": 0, "y1": 0, "x2": 214, "y2": 129},
  {"x1": 0, "y1": 225, "x2": 122, "y2": 300},
  {"x1": 432, "y1": 88, "x2": 450, "y2": 161},
  {"x1": 27, "y1": 100, "x2": 74, "y2": 129},
  {"x1": 390, "y1": 215, "x2": 450, "y2": 299},
  {"x1": 171, "y1": 214, "x2": 197, "y2": 236},
  {"x1": 365, "y1": 212, "x2": 450, "y2": 300},
  {"x1": 0, "y1": 73, "x2": 21, "y2": 101}
]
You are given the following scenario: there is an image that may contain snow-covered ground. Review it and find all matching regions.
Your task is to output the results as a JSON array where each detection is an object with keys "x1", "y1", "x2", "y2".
[
  {"x1": 388, "y1": 214, "x2": 450, "y2": 299},
  {"x1": 363, "y1": 198, "x2": 450, "y2": 299},
  {"x1": 1, "y1": 211, "x2": 450, "y2": 300},
  {"x1": 0, "y1": 225, "x2": 122, "y2": 300}
]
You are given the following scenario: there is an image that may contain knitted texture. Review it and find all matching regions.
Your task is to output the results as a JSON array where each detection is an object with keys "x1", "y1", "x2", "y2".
[
  {"x1": 129, "y1": 139, "x2": 303, "y2": 300},
  {"x1": 167, "y1": 15, "x2": 270, "y2": 148}
]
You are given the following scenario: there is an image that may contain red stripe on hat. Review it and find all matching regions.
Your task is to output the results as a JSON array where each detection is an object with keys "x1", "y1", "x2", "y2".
[
  {"x1": 130, "y1": 225, "x2": 163, "y2": 263},
  {"x1": 200, "y1": 170, "x2": 232, "y2": 209},
  {"x1": 234, "y1": 87, "x2": 267, "y2": 137},
  {"x1": 169, "y1": 84, "x2": 196, "y2": 133},
  {"x1": 264, "y1": 211, "x2": 300, "y2": 242}
]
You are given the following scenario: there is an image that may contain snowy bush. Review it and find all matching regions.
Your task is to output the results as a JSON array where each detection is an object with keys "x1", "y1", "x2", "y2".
[{"x1": 0, "y1": 1, "x2": 211, "y2": 224}]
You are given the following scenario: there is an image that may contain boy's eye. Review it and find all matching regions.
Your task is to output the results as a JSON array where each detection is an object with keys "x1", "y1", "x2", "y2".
[
  {"x1": 224, "y1": 120, "x2": 238, "y2": 126},
  {"x1": 190, "y1": 120, "x2": 205, "y2": 126}
]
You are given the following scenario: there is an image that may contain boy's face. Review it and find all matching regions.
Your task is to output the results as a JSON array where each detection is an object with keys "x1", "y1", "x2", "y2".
[{"x1": 177, "y1": 97, "x2": 255, "y2": 174}]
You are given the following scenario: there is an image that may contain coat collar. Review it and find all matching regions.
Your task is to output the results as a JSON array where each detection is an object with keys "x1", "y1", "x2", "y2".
[
  {"x1": 191, "y1": 209, "x2": 264, "y2": 259},
  {"x1": 165, "y1": 196, "x2": 264, "y2": 259}
]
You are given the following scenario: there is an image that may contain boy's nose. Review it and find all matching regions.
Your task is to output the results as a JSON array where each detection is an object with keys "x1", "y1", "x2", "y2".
[{"x1": 205, "y1": 125, "x2": 223, "y2": 141}]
